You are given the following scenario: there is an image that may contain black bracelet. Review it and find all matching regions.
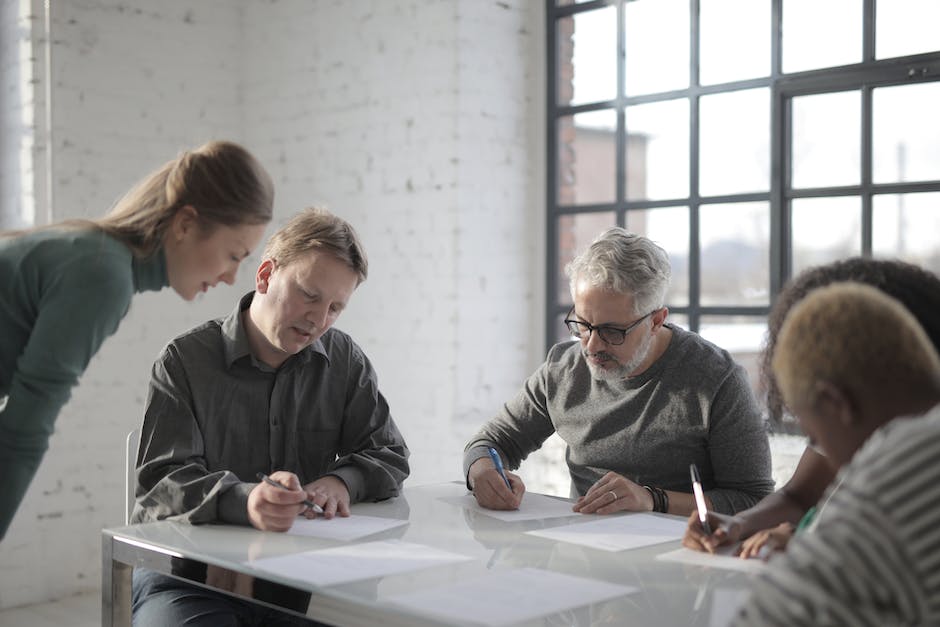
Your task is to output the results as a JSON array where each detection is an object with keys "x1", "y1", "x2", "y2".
[{"x1": 643, "y1": 485, "x2": 668, "y2": 513}]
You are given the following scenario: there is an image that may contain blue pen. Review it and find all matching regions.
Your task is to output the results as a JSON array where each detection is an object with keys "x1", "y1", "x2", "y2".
[{"x1": 487, "y1": 447, "x2": 512, "y2": 490}]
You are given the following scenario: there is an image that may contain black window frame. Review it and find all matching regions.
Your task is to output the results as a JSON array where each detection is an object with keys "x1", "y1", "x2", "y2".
[{"x1": 546, "y1": 0, "x2": 940, "y2": 354}]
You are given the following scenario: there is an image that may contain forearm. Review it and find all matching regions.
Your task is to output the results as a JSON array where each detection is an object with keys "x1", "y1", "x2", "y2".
[
  {"x1": 463, "y1": 443, "x2": 498, "y2": 487},
  {"x1": 0, "y1": 448, "x2": 43, "y2": 539},
  {"x1": 463, "y1": 408, "x2": 554, "y2": 485},
  {"x1": 704, "y1": 482, "x2": 774, "y2": 514},
  {"x1": 0, "y1": 388, "x2": 62, "y2": 539},
  {"x1": 730, "y1": 447, "x2": 837, "y2": 537},
  {"x1": 133, "y1": 462, "x2": 247, "y2": 524},
  {"x1": 331, "y1": 442, "x2": 409, "y2": 502},
  {"x1": 732, "y1": 489, "x2": 809, "y2": 538}
]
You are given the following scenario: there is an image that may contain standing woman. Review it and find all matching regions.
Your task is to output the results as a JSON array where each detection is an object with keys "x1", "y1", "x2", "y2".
[{"x1": 0, "y1": 140, "x2": 274, "y2": 539}]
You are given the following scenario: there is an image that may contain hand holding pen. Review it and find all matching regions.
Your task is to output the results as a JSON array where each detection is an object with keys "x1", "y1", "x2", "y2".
[
  {"x1": 488, "y1": 447, "x2": 513, "y2": 490},
  {"x1": 682, "y1": 464, "x2": 744, "y2": 554},
  {"x1": 248, "y1": 471, "x2": 324, "y2": 532},
  {"x1": 467, "y1": 447, "x2": 524, "y2": 510},
  {"x1": 690, "y1": 464, "x2": 711, "y2": 534},
  {"x1": 257, "y1": 472, "x2": 325, "y2": 514}
]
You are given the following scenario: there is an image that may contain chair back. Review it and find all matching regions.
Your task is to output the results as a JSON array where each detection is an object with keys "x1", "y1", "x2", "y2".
[{"x1": 125, "y1": 428, "x2": 141, "y2": 525}]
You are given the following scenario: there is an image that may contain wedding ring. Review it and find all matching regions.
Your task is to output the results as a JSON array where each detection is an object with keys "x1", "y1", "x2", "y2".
[{"x1": 608, "y1": 490, "x2": 618, "y2": 501}]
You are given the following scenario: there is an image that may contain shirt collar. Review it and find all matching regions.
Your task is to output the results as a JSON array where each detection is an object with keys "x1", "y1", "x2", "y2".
[
  {"x1": 131, "y1": 247, "x2": 169, "y2": 293},
  {"x1": 220, "y1": 291, "x2": 330, "y2": 369}
]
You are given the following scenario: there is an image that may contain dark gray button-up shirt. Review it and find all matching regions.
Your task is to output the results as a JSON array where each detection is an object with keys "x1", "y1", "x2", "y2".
[{"x1": 132, "y1": 292, "x2": 410, "y2": 526}]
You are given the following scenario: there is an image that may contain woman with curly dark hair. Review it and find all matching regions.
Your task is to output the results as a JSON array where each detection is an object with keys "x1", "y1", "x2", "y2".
[{"x1": 683, "y1": 257, "x2": 940, "y2": 558}]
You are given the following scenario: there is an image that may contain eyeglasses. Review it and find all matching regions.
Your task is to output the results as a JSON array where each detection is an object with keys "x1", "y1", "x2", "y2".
[{"x1": 563, "y1": 307, "x2": 657, "y2": 346}]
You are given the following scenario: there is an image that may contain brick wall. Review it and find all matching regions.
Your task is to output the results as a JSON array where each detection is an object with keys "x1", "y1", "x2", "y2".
[
  {"x1": 0, "y1": 0, "x2": 545, "y2": 609},
  {"x1": 0, "y1": 0, "x2": 34, "y2": 230}
]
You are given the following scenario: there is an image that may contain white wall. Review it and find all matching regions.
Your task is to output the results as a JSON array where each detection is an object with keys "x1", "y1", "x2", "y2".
[
  {"x1": 1, "y1": 0, "x2": 31, "y2": 229},
  {"x1": 0, "y1": 0, "x2": 545, "y2": 610}
]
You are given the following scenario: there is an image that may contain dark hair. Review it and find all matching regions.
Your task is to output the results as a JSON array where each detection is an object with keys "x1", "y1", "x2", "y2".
[{"x1": 762, "y1": 257, "x2": 940, "y2": 423}]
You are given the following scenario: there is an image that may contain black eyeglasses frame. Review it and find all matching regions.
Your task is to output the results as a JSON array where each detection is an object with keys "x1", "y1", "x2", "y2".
[{"x1": 563, "y1": 307, "x2": 658, "y2": 346}]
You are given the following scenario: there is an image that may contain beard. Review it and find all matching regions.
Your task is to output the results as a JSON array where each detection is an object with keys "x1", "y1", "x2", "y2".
[{"x1": 583, "y1": 329, "x2": 655, "y2": 381}]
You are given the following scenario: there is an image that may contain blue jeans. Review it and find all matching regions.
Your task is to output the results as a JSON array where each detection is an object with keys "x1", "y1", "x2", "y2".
[{"x1": 132, "y1": 568, "x2": 326, "y2": 627}]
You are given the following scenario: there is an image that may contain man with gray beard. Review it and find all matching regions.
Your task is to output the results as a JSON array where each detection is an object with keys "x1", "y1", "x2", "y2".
[{"x1": 463, "y1": 229, "x2": 773, "y2": 516}]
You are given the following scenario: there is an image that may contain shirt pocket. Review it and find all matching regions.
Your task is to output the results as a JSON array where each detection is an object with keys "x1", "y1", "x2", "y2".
[{"x1": 295, "y1": 427, "x2": 342, "y2": 479}]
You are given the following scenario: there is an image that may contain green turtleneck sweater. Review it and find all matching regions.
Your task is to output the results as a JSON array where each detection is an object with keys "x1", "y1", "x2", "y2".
[{"x1": 0, "y1": 227, "x2": 168, "y2": 539}]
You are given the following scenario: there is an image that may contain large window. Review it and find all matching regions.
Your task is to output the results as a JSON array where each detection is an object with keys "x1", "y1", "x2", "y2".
[{"x1": 547, "y1": 0, "x2": 940, "y2": 404}]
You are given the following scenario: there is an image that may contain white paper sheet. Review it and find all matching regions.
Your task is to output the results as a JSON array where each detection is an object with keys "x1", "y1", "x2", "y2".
[
  {"x1": 440, "y1": 492, "x2": 582, "y2": 522},
  {"x1": 247, "y1": 539, "x2": 473, "y2": 587},
  {"x1": 656, "y1": 547, "x2": 767, "y2": 574},
  {"x1": 388, "y1": 567, "x2": 637, "y2": 626},
  {"x1": 524, "y1": 513, "x2": 687, "y2": 551},
  {"x1": 285, "y1": 514, "x2": 408, "y2": 541}
]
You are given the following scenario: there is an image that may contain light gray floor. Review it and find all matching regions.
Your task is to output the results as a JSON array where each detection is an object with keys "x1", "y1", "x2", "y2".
[{"x1": 0, "y1": 590, "x2": 98, "y2": 627}]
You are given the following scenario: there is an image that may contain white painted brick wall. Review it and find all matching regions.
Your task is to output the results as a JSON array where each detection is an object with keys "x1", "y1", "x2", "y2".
[
  {"x1": 0, "y1": 0, "x2": 248, "y2": 609},
  {"x1": 0, "y1": 0, "x2": 546, "y2": 610},
  {"x1": 1, "y1": 0, "x2": 34, "y2": 230}
]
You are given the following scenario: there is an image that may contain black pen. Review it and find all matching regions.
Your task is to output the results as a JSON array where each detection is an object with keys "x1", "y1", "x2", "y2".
[{"x1": 256, "y1": 472, "x2": 324, "y2": 514}]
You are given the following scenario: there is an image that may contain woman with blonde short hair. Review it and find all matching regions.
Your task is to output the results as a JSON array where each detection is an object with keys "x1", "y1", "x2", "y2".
[{"x1": 734, "y1": 282, "x2": 940, "y2": 625}]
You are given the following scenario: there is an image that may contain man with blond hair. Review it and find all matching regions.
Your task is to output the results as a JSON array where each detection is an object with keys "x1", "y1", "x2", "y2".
[
  {"x1": 734, "y1": 282, "x2": 940, "y2": 626},
  {"x1": 131, "y1": 207, "x2": 409, "y2": 626}
]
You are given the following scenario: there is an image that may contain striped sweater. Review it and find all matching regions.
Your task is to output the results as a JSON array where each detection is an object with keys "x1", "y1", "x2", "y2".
[{"x1": 733, "y1": 403, "x2": 940, "y2": 626}]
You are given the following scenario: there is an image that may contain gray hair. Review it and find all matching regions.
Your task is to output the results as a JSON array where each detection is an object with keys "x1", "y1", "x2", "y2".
[{"x1": 564, "y1": 228, "x2": 671, "y2": 314}]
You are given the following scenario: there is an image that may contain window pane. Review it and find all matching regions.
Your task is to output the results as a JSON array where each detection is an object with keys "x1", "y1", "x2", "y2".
[
  {"x1": 553, "y1": 311, "x2": 575, "y2": 346},
  {"x1": 625, "y1": 207, "x2": 689, "y2": 307},
  {"x1": 625, "y1": 98, "x2": 689, "y2": 201},
  {"x1": 873, "y1": 82, "x2": 940, "y2": 184},
  {"x1": 791, "y1": 197, "x2": 861, "y2": 275},
  {"x1": 700, "y1": 0, "x2": 770, "y2": 85},
  {"x1": 876, "y1": 0, "x2": 940, "y2": 59},
  {"x1": 624, "y1": 0, "x2": 689, "y2": 96},
  {"x1": 700, "y1": 202, "x2": 770, "y2": 306},
  {"x1": 698, "y1": 315, "x2": 768, "y2": 396},
  {"x1": 666, "y1": 313, "x2": 689, "y2": 330},
  {"x1": 782, "y1": 0, "x2": 862, "y2": 73},
  {"x1": 557, "y1": 7, "x2": 617, "y2": 107},
  {"x1": 791, "y1": 91, "x2": 860, "y2": 189},
  {"x1": 556, "y1": 110, "x2": 616, "y2": 205},
  {"x1": 700, "y1": 88, "x2": 770, "y2": 196},
  {"x1": 873, "y1": 192, "x2": 940, "y2": 275},
  {"x1": 556, "y1": 211, "x2": 616, "y2": 304}
]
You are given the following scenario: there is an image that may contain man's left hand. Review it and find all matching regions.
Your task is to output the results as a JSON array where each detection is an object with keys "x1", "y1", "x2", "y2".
[
  {"x1": 302, "y1": 475, "x2": 351, "y2": 519},
  {"x1": 573, "y1": 471, "x2": 653, "y2": 514}
]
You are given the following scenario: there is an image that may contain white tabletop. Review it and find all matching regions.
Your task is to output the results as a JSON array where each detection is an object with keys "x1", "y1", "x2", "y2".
[{"x1": 102, "y1": 482, "x2": 754, "y2": 626}]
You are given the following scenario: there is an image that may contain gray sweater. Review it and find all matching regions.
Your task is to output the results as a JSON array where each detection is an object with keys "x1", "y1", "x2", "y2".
[{"x1": 463, "y1": 324, "x2": 773, "y2": 514}]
